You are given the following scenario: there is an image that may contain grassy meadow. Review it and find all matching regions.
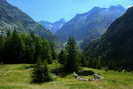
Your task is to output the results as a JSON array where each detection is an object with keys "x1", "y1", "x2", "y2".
[{"x1": 0, "y1": 64, "x2": 133, "y2": 89}]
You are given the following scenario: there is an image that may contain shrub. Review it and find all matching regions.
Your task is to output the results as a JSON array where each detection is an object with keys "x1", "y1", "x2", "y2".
[{"x1": 32, "y1": 60, "x2": 52, "y2": 83}]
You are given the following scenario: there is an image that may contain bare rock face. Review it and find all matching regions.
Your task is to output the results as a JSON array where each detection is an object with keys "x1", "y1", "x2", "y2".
[{"x1": 0, "y1": 0, "x2": 54, "y2": 40}]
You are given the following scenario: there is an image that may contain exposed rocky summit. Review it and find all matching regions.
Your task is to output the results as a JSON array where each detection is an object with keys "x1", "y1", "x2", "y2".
[{"x1": 56, "y1": 5, "x2": 125, "y2": 42}]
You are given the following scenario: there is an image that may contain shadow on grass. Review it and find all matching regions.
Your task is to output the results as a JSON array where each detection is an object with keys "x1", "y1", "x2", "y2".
[
  {"x1": 51, "y1": 67, "x2": 96, "y2": 77},
  {"x1": 51, "y1": 67, "x2": 72, "y2": 77},
  {"x1": 31, "y1": 78, "x2": 53, "y2": 84}
]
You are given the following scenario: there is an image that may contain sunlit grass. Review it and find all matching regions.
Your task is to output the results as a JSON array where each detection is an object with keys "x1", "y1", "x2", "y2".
[{"x1": 0, "y1": 64, "x2": 133, "y2": 89}]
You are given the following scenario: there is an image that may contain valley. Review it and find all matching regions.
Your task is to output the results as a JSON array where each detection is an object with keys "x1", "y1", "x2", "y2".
[{"x1": 0, "y1": 0, "x2": 133, "y2": 89}]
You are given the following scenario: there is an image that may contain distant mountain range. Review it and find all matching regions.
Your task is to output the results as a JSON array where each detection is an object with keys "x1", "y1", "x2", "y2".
[
  {"x1": 0, "y1": 0, "x2": 54, "y2": 40},
  {"x1": 56, "y1": 5, "x2": 126, "y2": 42},
  {"x1": 39, "y1": 19, "x2": 66, "y2": 33}
]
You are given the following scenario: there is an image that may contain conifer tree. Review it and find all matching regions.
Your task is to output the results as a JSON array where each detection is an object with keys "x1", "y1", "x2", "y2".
[
  {"x1": 32, "y1": 60, "x2": 52, "y2": 83},
  {"x1": 50, "y1": 42, "x2": 57, "y2": 60},
  {"x1": 4, "y1": 30, "x2": 25, "y2": 63},
  {"x1": 63, "y1": 37, "x2": 79, "y2": 73},
  {"x1": 58, "y1": 50, "x2": 67, "y2": 64},
  {"x1": 22, "y1": 34, "x2": 35, "y2": 63},
  {"x1": 0, "y1": 36, "x2": 5, "y2": 63}
]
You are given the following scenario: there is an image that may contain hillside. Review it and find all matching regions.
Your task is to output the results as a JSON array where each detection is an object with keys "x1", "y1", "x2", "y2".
[
  {"x1": 0, "y1": 64, "x2": 133, "y2": 89},
  {"x1": 56, "y1": 5, "x2": 125, "y2": 41},
  {"x1": 0, "y1": 0, "x2": 54, "y2": 40},
  {"x1": 84, "y1": 6, "x2": 133, "y2": 70},
  {"x1": 39, "y1": 19, "x2": 66, "y2": 33}
]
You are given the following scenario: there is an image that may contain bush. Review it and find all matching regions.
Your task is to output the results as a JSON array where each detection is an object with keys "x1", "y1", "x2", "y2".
[{"x1": 32, "y1": 60, "x2": 52, "y2": 83}]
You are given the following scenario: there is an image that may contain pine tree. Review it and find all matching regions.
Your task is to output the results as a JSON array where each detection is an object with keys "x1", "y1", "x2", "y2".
[
  {"x1": 22, "y1": 34, "x2": 36, "y2": 63},
  {"x1": 4, "y1": 30, "x2": 25, "y2": 63},
  {"x1": 33, "y1": 35, "x2": 52, "y2": 64},
  {"x1": 63, "y1": 37, "x2": 79, "y2": 73},
  {"x1": 49, "y1": 42, "x2": 57, "y2": 60},
  {"x1": 0, "y1": 35, "x2": 5, "y2": 63},
  {"x1": 32, "y1": 60, "x2": 52, "y2": 83},
  {"x1": 58, "y1": 50, "x2": 67, "y2": 64}
]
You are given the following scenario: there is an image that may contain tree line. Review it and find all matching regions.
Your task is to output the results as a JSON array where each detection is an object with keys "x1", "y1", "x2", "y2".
[
  {"x1": 0, "y1": 30, "x2": 56, "y2": 64},
  {"x1": 0, "y1": 30, "x2": 81, "y2": 83},
  {"x1": 1, "y1": 30, "x2": 132, "y2": 83}
]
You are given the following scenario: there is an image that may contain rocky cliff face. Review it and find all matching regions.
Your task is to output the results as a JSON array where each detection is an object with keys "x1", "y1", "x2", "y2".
[{"x1": 0, "y1": 0, "x2": 54, "y2": 40}]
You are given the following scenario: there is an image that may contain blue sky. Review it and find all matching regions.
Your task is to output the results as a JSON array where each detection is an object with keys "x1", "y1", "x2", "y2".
[{"x1": 8, "y1": 0, "x2": 133, "y2": 22}]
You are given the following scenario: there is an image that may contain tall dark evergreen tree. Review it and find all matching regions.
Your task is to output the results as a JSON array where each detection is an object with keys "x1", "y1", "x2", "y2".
[
  {"x1": 63, "y1": 37, "x2": 79, "y2": 73},
  {"x1": 4, "y1": 30, "x2": 25, "y2": 63},
  {"x1": 22, "y1": 33, "x2": 36, "y2": 63},
  {"x1": 0, "y1": 35, "x2": 5, "y2": 63},
  {"x1": 49, "y1": 42, "x2": 57, "y2": 60},
  {"x1": 58, "y1": 50, "x2": 67, "y2": 64}
]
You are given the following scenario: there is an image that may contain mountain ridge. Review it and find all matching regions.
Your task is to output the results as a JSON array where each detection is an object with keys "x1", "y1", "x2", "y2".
[
  {"x1": 0, "y1": 0, "x2": 54, "y2": 40},
  {"x1": 85, "y1": 6, "x2": 133, "y2": 70},
  {"x1": 56, "y1": 5, "x2": 125, "y2": 42},
  {"x1": 39, "y1": 19, "x2": 66, "y2": 33}
]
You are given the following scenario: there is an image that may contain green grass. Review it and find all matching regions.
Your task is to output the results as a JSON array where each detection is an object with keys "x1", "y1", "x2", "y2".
[{"x1": 0, "y1": 64, "x2": 133, "y2": 89}]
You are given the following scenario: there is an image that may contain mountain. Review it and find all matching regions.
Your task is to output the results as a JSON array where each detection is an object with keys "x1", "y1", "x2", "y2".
[
  {"x1": 39, "y1": 19, "x2": 66, "y2": 33},
  {"x1": 0, "y1": 0, "x2": 54, "y2": 40},
  {"x1": 85, "y1": 6, "x2": 133, "y2": 70},
  {"x1": 56, "y1": 5, "x2": 125, "y2": 42}
]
